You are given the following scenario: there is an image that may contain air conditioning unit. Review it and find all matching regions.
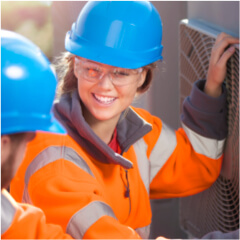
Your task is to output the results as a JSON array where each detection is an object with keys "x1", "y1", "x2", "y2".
[{"x1": 179, "y1": 19, "x2": 239, "y2": 238}]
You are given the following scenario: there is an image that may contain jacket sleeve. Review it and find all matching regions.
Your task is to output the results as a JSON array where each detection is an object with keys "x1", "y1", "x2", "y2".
[
  {"x1": 1, "y1": 190, "x2": 73, "y2": 239},
  {"x1": 147, "y1": 80, "x2": 227, "y2": 199}
]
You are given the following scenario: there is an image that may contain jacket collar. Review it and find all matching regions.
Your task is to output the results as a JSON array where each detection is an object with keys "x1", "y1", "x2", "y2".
[{"x1": 53, "y1": 90, "x2": 152, "y2": 168}]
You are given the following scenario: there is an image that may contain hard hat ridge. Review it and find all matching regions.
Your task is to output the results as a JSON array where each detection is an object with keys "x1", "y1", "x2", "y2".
[{"x1": 65, "y1": 1, "x2": 163, "y2": 69}]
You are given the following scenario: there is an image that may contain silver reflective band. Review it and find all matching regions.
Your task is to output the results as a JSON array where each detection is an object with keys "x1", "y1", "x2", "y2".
[
  {"x1": 133, "y1": 138, "x2": 150, "y2": 194},
  {"x1": 24, "y1": 146, "x2": 94, "y2": 185},
  {"x1": 182, "y1": 123, "x2": 225, "y2": 159},
  {"x1": 22, "y1": 186, "x2": 33, "y2": 204},
  {"x1": 150, "y1": 122, "x2": 177, "y2": 183},
  {"x1": 66, "y1": 201, "x2": 117, "y2": 239},
  {"x1": 1, "y1": 192, "x2": 16, "y2": 235},
  {"x1": 136, "y1": 224, "x2": 151, "y2": 239},
  {"x1": 22, "y1": 146, "x2": 95, "y2": 203}
]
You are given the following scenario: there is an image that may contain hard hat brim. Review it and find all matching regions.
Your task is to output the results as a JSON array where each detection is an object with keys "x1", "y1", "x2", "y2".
[{"x1": 1, "y1": 114, "x2": 66, "y2": 135}]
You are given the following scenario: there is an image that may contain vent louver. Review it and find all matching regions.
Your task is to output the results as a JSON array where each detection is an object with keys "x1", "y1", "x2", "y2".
[{"x1": 179, "y1": 19, "x2": 239, "y2": 238}]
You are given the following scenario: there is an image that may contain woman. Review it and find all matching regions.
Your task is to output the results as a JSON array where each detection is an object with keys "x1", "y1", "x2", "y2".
[{"x1": 11, "y1": 1, "x2": 239, "y2": 239}]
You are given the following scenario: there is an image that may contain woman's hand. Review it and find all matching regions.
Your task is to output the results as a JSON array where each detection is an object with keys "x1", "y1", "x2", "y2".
[{"x1": 205, "y1": 32, "x2": 239, "y2": 97}]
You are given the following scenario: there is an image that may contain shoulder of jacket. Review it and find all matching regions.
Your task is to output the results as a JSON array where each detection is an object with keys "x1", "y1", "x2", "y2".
[
  {"x1": 25, "y1": 132, "x2": 88, "y2": 163},
  {"x1": 130, "y1": 106, "x2": 153, "y2": 121},
  {"x1": 32, "y1": 131, "x2": 78, "y2": 148},
  {"x1": 130, "y1": 106, "x2": 162, "y2": 127}
]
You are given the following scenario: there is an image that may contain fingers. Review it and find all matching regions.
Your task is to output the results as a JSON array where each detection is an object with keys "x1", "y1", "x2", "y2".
[
  {"x1": 205, "y1": 33, "x2": 239, "y2": 97},
  {"x1": 215, "y1": 32, "x2": 239, "y2": 45},
  {"x1": 214, "y1": 32, "x2": 229, "y2": 44},
  {"x1": 217, "y1": 45, "x2": 236, "y2": 67},
  {"x1": 211, "y1": 32, "x2": 239, "y2": 64}
]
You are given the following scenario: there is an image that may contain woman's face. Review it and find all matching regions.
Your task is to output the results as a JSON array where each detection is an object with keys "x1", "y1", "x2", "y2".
[{"x1": 74, "y1": 57, "x2": 146, "y2": 124}]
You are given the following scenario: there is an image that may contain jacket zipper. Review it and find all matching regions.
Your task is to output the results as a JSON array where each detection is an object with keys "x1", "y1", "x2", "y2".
[{"x1": 124, "y1": 169, "x2": 131, "y2": 215}]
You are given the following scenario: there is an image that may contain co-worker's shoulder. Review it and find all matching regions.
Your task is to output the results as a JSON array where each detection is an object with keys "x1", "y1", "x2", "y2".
[{"x1": 26, "y1": 131, "x2": 83, "y2": 154}]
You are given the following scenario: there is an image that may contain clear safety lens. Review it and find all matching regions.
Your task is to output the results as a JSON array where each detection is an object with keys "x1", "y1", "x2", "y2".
[{"x1": 75, "y1": 57, "x2": 143, "y2": 86}]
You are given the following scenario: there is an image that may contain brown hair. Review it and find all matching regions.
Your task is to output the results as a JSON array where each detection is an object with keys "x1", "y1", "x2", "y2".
[
  {"x1": 9, "y1": 132, "x2": 27, "y2": 143},
  {"x1": 54, "y1": 52, "x2": 157, "y2": 98}
]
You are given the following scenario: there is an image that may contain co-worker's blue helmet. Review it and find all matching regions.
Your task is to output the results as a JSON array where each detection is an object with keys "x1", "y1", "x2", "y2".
[
  {"x1": 65, "y1": 1, "x2": 163, "y2": 69},
  {"x1": 1, "y1": 30, "x2": 66, "y2": 135}
]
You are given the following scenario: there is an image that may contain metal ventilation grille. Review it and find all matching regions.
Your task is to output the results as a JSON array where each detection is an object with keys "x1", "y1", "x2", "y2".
[{"x1": 179, "y1": 19, "x2": 239, "y2": 238}]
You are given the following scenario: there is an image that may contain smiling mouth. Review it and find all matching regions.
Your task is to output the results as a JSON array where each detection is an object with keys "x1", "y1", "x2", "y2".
[{"x1": 93, "y1": 94, "x2": 116, "y2": 104}]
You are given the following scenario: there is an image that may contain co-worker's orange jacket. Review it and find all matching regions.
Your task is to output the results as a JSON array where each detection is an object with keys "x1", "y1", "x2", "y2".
[
  {"x1": 11, "y1": 80, "x2": 227, "y2": 239},
  {"x1": 1, "y1": 190, "x2": 72, "y2": 239}
]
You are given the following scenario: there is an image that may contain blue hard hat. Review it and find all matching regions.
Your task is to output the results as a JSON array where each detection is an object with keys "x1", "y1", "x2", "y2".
[
  {"x1": 1, "y1": 30, "x2": 66, "y2": 135},
  {"x1": 65, "y1": 1, "x2": 163, "y2": 69}
]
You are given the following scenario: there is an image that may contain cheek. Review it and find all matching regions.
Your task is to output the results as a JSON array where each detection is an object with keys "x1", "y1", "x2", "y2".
[
  {"x1": 77, "y1": 77, "x2": 92, "y2": 92},
  {"x1": 77, "y1": 78, "x2": 87, "y2": 98},
  {"x1": 117, "y1": 85, "x2": 139, "y2": 103},
  {"x1": 128, "y1": 82, "x2": 141, "y2": 96}
]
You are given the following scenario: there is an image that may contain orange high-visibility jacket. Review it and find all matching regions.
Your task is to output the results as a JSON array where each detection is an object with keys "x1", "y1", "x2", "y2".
[
  {"x1": 11, "y1": 80, "x2": 227, "y2": 239},
  {"x1": 1, "y1": 190, "x2": 72, "y2": 239}
]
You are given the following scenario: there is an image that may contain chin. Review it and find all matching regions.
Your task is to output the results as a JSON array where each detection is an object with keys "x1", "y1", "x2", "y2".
[{"x1": 92, "y1": 111, "x2": 120, "y2": 122}]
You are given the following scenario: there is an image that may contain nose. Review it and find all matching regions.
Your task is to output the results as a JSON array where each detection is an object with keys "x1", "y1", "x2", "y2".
[{"x1": 97, "y1": 72, "x2": 114, "y2": 88}]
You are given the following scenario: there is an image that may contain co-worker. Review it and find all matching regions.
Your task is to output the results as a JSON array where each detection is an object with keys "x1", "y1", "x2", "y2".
[
  {"x1": 1, "y1": 30, "x2": 73, "y2": 239},
  {"x1": 10, "y1": 1, "x2": 239, "y2": 239}
]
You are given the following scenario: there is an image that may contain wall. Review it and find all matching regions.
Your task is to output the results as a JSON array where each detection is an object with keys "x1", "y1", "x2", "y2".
[{"x1": 188, "y1": 1, "x2": 239, "y2": 36}]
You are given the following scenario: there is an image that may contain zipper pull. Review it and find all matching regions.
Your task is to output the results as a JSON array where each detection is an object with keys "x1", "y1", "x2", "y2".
[
  {"x1": 125, "y1": 187, "x2": 130, "y2": 198},
  {"x1": 124, "y1": 169, "x2": 130, "y2": 198}
]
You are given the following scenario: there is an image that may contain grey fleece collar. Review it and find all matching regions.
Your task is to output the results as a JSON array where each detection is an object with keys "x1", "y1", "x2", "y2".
[{"x1": 53, "y1": 90, "x2": 152, "y2": 169}]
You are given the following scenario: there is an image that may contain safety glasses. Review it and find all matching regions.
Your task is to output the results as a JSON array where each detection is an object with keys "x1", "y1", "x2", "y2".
[{"x1": 74, "y1": 57, "x2": 143, "y2": 86}]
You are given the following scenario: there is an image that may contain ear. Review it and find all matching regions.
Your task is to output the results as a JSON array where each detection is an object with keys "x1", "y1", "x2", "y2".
[
  {"x1": 1, "y1": 135, "x2": 11, "y2": 166},
  {"x1": 137, "y1": 68, "x2": 147, "y2": 88}
]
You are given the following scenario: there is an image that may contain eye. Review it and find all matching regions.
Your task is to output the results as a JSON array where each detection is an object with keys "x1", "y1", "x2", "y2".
[
  {"x1": 86, "y1": 68, "x2": 101, "y2": 78},
  {"x1": 113, "y1": 70, "x2": 130, "y2": 77}
]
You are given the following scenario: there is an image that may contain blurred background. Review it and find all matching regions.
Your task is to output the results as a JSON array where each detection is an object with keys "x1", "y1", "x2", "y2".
[
  {"x1": 1, "y1": 1, "x2": 53, "y2": 59},
  {"x1": 2, "y1": 1, "x2": 239, "y2": 239}
]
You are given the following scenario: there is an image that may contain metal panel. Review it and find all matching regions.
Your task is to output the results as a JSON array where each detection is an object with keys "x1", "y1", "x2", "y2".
[{"x1": 179, "y1": 19, "x2": 239, "y2": 238}]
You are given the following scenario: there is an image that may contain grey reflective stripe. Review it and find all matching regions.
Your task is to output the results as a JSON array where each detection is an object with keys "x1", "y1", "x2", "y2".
[
  {"x1": 22, "y1": 146, "x2": 94, "y2": 203},
  {"x1": 66, "y1": 201, "x2": 117, "y2": 239},
  {"x1": 136, "y1": 224, "x2": 151, "y2": 239},
  {"x1": 1, "y1": 192, "x2": 17, "y2": 234},
  {"x1": 133, "y1": 139, "x2": 150, "y2": 194},
  {"x1": 182, "y1": 123, "x2": 225, "y2": 159},
  {"x1": 22, "y1": 186, "x2": 33, "y2": 204},
  {"x1": 150, "y1": 122, "x2": 177, "y2": 183}
]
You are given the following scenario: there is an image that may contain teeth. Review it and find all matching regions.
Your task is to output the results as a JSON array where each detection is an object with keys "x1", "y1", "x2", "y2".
[{"x1": 94, "y1": 94, "x2": 115, "y2": 104}]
